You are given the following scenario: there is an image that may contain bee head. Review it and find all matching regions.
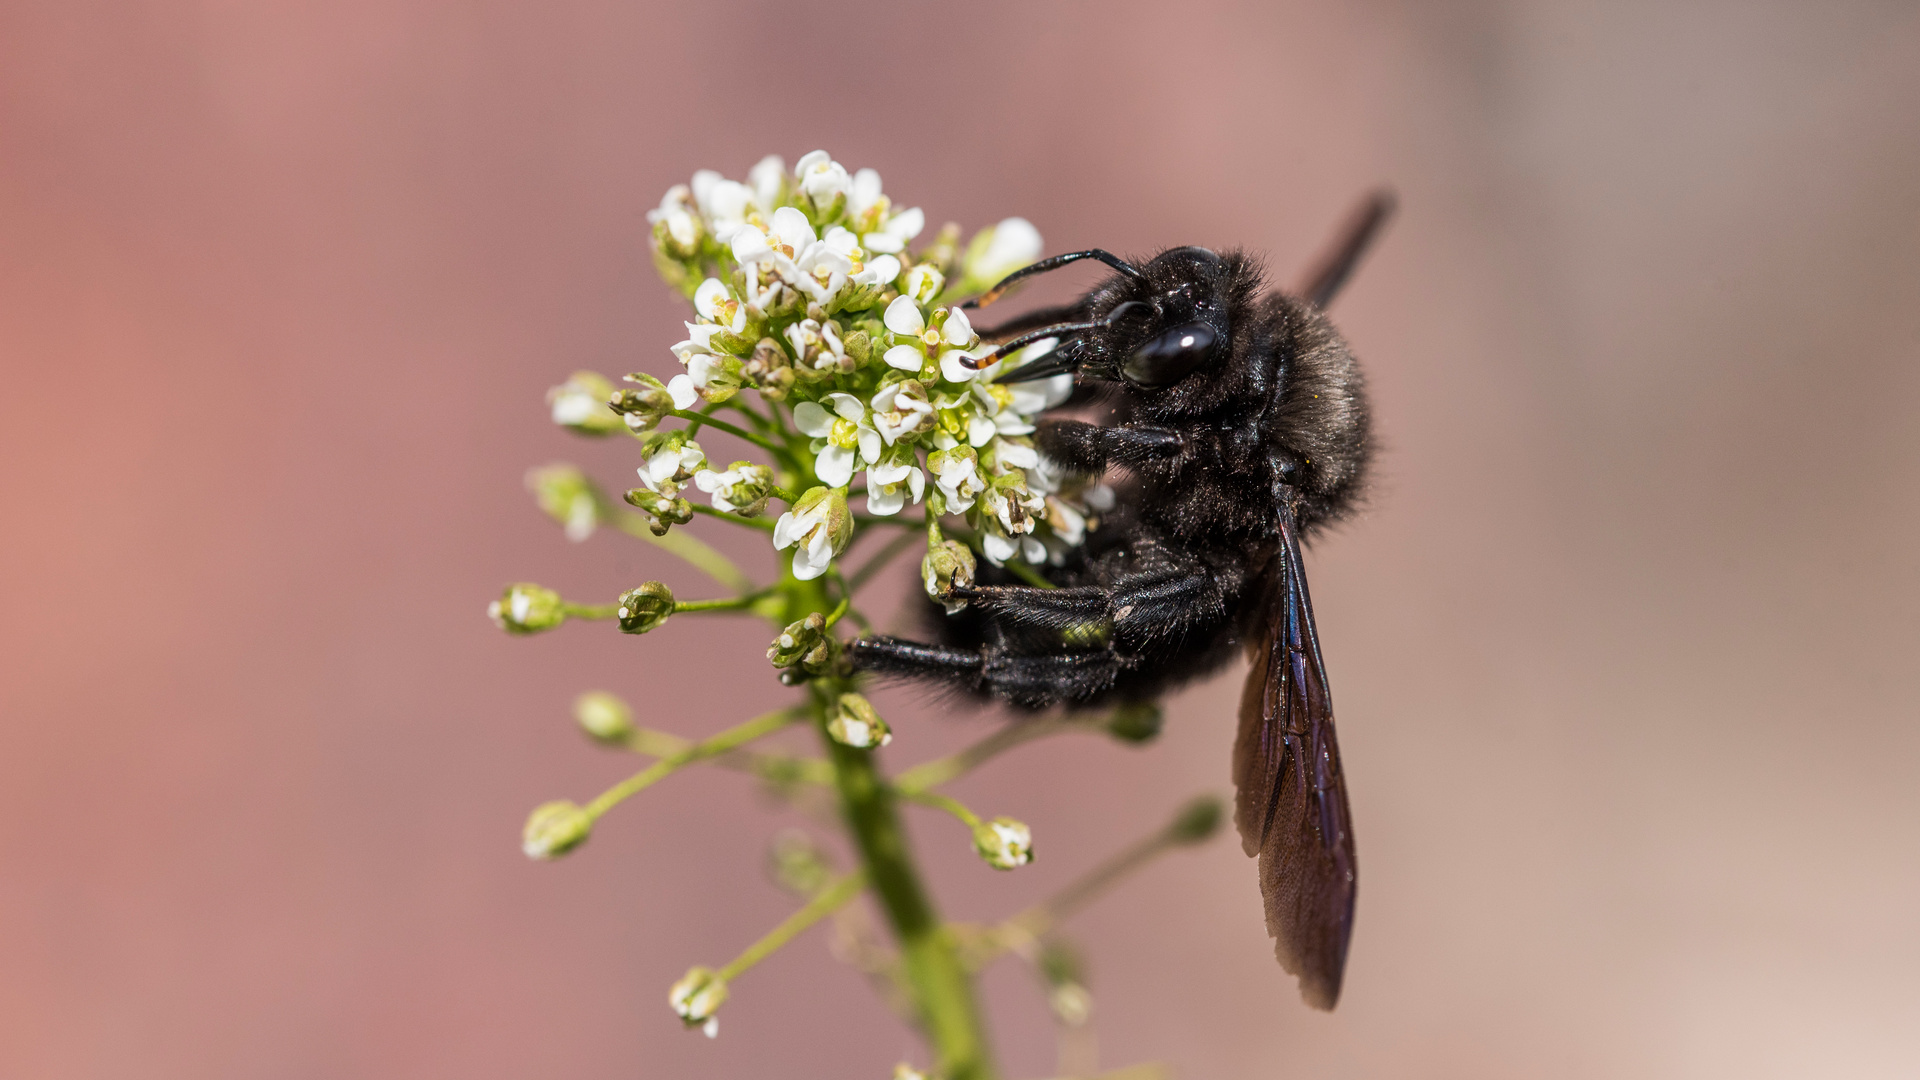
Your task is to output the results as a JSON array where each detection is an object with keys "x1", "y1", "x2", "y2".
[{"x1": 977, "y1": 246, "x2": 1238, "y2": 393}]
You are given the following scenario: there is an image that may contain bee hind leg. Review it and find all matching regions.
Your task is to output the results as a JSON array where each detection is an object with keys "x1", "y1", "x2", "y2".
[{"x1": 848, "y1": 636, "x2": 1126, "y2": 709}]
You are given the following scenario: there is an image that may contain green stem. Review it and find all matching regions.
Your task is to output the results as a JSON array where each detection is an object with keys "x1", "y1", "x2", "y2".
[
  {"x1": 562, "y1": 602, "x2": 620, "y2": 620},
  {"x1": 674, "y1": 593, "x2": 766, "y2": 614},
  {"x1": 606, "y1": 508, "x2": 754, "y2": 594},
  {"x1": 668, "y1": 409, "x2": 794, "y2": 461},
  {"x1": 715, "y1": 870, "x2": 866, "y2": 983},
  {"x1": 895, "y1": 715, "x2": 1094, "y2": 794},
  {"x1": 903, "y1": 789, "x2": 984, "y2": 830},
  {"x1": 690, "y1": 503, "x2": 778, "y2": 531},
  {"x1": 581, "y1": 707, "x2": 802, "y2": 821},
  {"x1": 793, "y1": 584, "x2": 995, "y2": 1080}
]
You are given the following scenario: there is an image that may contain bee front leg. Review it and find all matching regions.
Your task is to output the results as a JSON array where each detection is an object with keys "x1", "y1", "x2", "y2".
[{"x1": 1036, "y1": 420, "x2": 1184, "y2": 474}]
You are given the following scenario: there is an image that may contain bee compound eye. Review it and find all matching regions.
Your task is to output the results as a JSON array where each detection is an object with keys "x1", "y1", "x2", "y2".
[{"x1": 1122, "y1": 321, "x2": 1217, "y2": 387}]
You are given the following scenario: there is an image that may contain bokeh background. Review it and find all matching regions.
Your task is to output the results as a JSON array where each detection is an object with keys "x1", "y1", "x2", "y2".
[{"x1": 5, "y1": 1, "x2": 1919, "y2": 1077}]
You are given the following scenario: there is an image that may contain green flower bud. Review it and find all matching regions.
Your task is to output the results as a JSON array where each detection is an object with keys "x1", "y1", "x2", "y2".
[
  {"x1": 1168, "y1": 795, "x2": 1224, "y2": 843},
  {"x1": 573, "y1": 690, "x2": 633, "y2": 743},
  {"x1": 522, "y1": 800, "x2": 592, "y2": 859},
  {"x1": 623, "y1": 488, "x2": 693, "y2": 536},
  {"x1": 488, "y1": 583, "x2": 566, "y2": 635},
  {"x1": 607, "y1": 373, "x2": 675, "y2": 434},
  {"x1": 669, "y1": 966, "x2": 728, "y2": 1036},
  {"x1": 616, "y1": 581, "x2": 674, "y2": 634},
  {"x1": 695, "y1": 460, "x2": 774, "y2": 517},
  {"x1": 741, "y1": 338, "x2": 794, "y2": 400},
  {"x1": 973, "y1": 816, "x2": 1034, "y2": 870},
  {"x1": 1104, "y1": 701, "x2": 1164, "y2": 744},
  {"x1": 827, "y1": 693, "x2": 892, "y2": 749},
  {"x1": 546, "y1": 370, "x2": 624, "y2": 435},
  {"x1": 766, "y1": 612, "x2": 827, "y2": 668},
  {"x1": 921, "y1": 539, "x2": 977, "y2": 614},
  {"x1": 525, "y1": 463, "x2": 600, "y2": 542}
]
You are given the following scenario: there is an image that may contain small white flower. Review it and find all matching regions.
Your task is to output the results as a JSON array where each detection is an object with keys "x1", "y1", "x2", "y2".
[
  {"x1": 794, "y1": 149, "x2": 851, "y2": 205},
  {"x1": 693, "y1": 277, "x2": 747, "y2": 334},
  {"x1": 852, "y1": 253, "x2": 902, "y2": 289},
  {"x1": 864, "y1": 205, "x2": 924, "y2": 254},
  {"x1": 967, "y1": 217, "x2": 1043, "y2": 285},
  {"x1": 785, "y1": 318, "x2": 846, "y2": 372},
  {"x1": 864, "y1": 460, "x2": 926, "y2": 516},
  {"x1": 794, "y1": 393, "x2": 881, "y2": 487},
  {"x1": 869, "y1": 380, "x2": 935, "y2": 444},
  {"x1": 994, "y1": 438, "x2": 1039, "y2": 470},
  {"x1": 932, "y1": 451, "x2": 985, "y2": 513},
  {"x1": 746, "y1": 154, "x2": 785, "y2": 212},
  {"x1": 901, "y1": 264, "x2": 944, "y2": 304},
  {"x1": 637, "y1": 437, "x2": 705, "y2": 493},
  {"x1": 646, "y1": 184, "x2": 699, "y2": 251},
  {"x1": 772, "y1": 487, "x2": 849, "y2": 581},
  {"x1": 980, "y1": 531, "x2": 1048, "y2": 566},
  {"x1": 689, "y1": 171, "x2": 753, "y2": 245}
]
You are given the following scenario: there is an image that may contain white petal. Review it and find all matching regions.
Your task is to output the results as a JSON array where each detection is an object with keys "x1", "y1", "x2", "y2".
[
  {"x1": 941, "y1": 350, "x2": 981, "y2": 384},
  {"x1": 884, "y1": 295, "x2": 925, "y2": 337},
  {"x1": 981, "y1": 532, "x2": 1016, "y2": 565},
  {"x1": 851, "y1": 168, "x2": 883, "y2": 212},
  {"x1": 862, "y1": 232, "x2": 904, "y2": 254},
  {"x1": 907, "y1": 468, "x2": 925, "y2": 501},
  {"x1": 968, "y1": 415, "x2": 997, "y2": 447},
  {"x1": 694, "y1": 278, "x2": 730, "y2": 320},
  {"x1": 869, "y1": 461, "x2": 911, "y2": 484},
  {"x1": 772, "y1": 511, "x2": 800, "y2": 550},
  {"x1": 793, "y1": 400, "x2": 834, "y2": 437},
  {"x1": 794, "y1": 150, "x2": 830, "y2": 178},
  {"x1": 771, "y1": 206, "x2": 816, "y2": 250},
  {"x1": 816, "y1": 445, "x2": 855, "y2": 487},
  {"x1": 731, "y1": 226, "x2": 772, "y2": 265},
  {"x1": 791, "y1": 547, "x2": 829, "y2": 580},
  {"x1": 1022, "y1": 536, "x2": 1047, "y2": 563},
  {"x1": 996, "y1": 441, "x2": 1039, "y2": 469},
  {"x1": 692, "y1": 469, "x2": 723, "y2": 493},
  {"x1": 667, "y1": 374, "x2": 698, "y2": 410},
  {"x1": 982, "y1": 217, "x2": 1042, "y2": 273},
  {"x1": 943, "y1": 307, "x2": 973, "y2": 346},
  {"x1": 883, "y1": 344, "x2": 924, "y2": 372},
  {"x1": 689, "y1": 169, "x2": 721, "y2": 209},
  {"x1": 822, "y1": 226, "x2": 860, "y2": 257},
  {"x1": 994, "y1": 414, "x2": 1036, "y2": 436},
  {"x1": 827, "y1": 392, "x2": 865, "y2": 421},
  {"x1": 865, "y1": 486, "x2": 903, "y2": 516},
  {"x1": 857, "y1": 427, "x2": 882, "y2": 464},
  {"x1": 859, "y1": 254, "x2": 901, "y2": 285},
  {"x1": 887, "y1": 207, "x2": 925, "y2": 241}
]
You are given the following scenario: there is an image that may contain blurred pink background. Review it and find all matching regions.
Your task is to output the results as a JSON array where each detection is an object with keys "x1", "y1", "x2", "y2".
[{"x1": 4, "y1": 2, "x2": 1919, "y2": 1077}]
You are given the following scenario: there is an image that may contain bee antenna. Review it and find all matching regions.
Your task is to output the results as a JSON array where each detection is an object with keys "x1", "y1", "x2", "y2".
[
  {"x1": 1298, "y1": 189, "x2": 1397, "y2": 310},
  {"x1": 962, "y1": 249, "x2": 1146, "y2": 310},
  {"x1": 962, "y1": 301, "x2": 1152, "y2": 375}
]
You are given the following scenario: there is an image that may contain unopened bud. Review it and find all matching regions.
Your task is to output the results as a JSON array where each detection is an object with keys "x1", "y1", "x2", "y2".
[
  {"x1": 522, "y1": 800, "x2": 592, "y2": 859},
  {"x1": 488, "y1": 583, "x2": 566, "y2": 635},
  {"x1": 694, "y1": 460, "x2": 775, "y2": 517},
  {"x1": 608, "y1": 372, "x2": 676, "y2": 434},
  {"x1": 525, "y1": 463, "x2": 600, "y2": 542},
  {"x1": 669, "y1": 966, "x2": 728, "y2": 1035},
  {"x1": 616, "y1": 581, "x2": 675, "y2": 634},
  {"x1": 1168, "y1": 795, "x2": 1223, "y2": 843},
  {"x1": 547, "y1": 370, "x2": 624, "y2": 435},
  {"x1": 766, "y1": 612, "x2": 827, "y2": 668},
  {"x1": 827, "y1": 693, "x2": 892, "y2": 749},
  {"x1": 921, "y1": 539, "x2": 976, "y2": 614},
  {"x1": 973, "y1": 816, "x2": 1033, "y2": 870},
  {"x1": 1104, "y1": 701, "x2": 1164, "y2": 744},
  {"x1": 573, "y1": 690, "x2": 633, "y2": 743},
  {"x1": 624, "y1": 488, "x2": 693, "y2": 536}
]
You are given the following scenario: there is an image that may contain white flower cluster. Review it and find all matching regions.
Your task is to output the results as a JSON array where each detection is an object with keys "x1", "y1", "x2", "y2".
[{"x1": 642, "y1": 150, "x2": 1112, "y2": 582}]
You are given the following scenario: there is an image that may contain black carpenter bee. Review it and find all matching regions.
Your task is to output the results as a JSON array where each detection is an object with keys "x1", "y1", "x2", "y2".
[{"x1": 849, "y1": 193, "x2": 1394, "y2": 1010}]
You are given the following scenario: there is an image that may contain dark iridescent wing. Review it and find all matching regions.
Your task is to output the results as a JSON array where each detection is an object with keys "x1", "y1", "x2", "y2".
[{"x1": 1232, "y1": 502, "x2": 1357, "y2": 1010}]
